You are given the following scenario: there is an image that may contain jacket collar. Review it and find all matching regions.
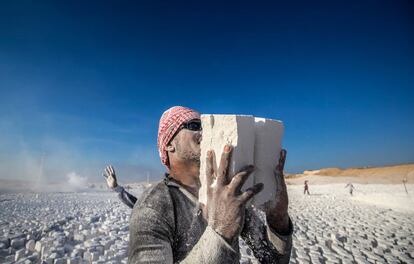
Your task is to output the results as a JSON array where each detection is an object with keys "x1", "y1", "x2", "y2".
[{"x1": 164, "y1": 173, "x2": 199, "y2": 204}]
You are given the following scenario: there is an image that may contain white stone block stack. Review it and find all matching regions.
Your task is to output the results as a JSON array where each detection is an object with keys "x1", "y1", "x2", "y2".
[{"x1": 199, "y1": 114, "x2": 284, "y2": 207}]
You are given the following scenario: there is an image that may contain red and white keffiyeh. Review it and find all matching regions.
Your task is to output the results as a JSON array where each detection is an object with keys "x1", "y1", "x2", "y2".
[{"x1": 157, "y1": 106, "x2": 200, "y2": 168}]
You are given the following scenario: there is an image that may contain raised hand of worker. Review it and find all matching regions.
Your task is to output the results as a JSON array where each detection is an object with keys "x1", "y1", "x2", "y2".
[
  {"x1": 263, "y1": 149, "x2": 290, "y2": 234},
  {"x1": 205, "y1": 145, "x2": 264, "y2": 243},
  {"x1": 103, "y1": 165, "x2": 118, "y2": 189}
]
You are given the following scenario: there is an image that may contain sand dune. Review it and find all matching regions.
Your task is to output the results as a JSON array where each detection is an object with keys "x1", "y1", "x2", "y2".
[{"x1": 287, "y1": 163, "x2": 414, "y2": 184}]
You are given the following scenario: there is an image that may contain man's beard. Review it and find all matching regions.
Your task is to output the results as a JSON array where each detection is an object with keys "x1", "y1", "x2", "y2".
[{"x1": 176, "y1": 144, "x2": 201, "y2": 166}]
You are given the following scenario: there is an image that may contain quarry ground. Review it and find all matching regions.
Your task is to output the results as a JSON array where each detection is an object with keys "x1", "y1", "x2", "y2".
[{"x1": 0, "y1": 184, "x2": 413, "y2": 263}]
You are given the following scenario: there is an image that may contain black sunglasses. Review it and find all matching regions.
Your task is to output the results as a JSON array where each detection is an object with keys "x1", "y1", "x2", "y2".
[{"x1": 181, "y1": 119, "x2": 202, "y2": 131}]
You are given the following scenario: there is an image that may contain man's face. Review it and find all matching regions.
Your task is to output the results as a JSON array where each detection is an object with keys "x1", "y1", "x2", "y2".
[{"x1": 170, "y1": 119, "x2": 202, "y2": 165}]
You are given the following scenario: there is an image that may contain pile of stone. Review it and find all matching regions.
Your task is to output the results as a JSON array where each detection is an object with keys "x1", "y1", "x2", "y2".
[
  {"x1": 4, "y1": 182, "x2": 410, "y2": 263},
  {"x1": 0, "y1": 189, "x2": 260, "y2": 264},
  {"x1": 0, "y1": 192, "x2": 132, "y2": 264}
]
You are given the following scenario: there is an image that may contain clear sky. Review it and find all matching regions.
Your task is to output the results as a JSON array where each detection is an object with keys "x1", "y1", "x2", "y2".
[{"x1": 1, "y1": 1, "x2": 413, "y2": 183}]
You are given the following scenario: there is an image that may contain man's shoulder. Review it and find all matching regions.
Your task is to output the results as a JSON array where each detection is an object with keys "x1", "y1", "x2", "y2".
[
  {"x1": 133, "y1": 180, "x2": 174, "y2": 212},
  {"x1": 129, "y1": 180, "x2": 176, "y2": 241}
]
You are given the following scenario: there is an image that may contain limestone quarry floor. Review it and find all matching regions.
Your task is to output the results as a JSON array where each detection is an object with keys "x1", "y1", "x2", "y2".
[
  {"x1": 0, "y1": 184, "x2": 413, "y2": 263},
  {"x1": 287, "y1": 184, "x2": 414, "y2": 264}
]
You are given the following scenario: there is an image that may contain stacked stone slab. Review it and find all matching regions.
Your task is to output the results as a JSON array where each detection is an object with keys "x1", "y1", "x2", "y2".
[
  {"x1": 199, "y1": 114, "x2": 284, "y2": 207},
  {"x1": 252, "y1": 117, "x2": 283, "y2": 206},
  {"x1": 0, "y1": 192, "x2": 132, "y2": 264},
  {"x1": 199, "y1": 115, "x2": 255, "y2": 205}
]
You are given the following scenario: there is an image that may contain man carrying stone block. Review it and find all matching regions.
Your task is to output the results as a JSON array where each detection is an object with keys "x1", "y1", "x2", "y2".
[{"x1": 105, "y1": 106, "x2": 293, "y2": 263}]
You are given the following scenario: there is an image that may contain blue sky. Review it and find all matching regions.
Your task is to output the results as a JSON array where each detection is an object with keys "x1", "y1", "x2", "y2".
[{"x1": 1, "y1": 1, "x2": 413, "y2": 182}]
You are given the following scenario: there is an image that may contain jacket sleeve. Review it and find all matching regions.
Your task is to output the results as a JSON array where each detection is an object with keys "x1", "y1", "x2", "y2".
[
  {"x1": 128, "y1": 206, "x2": 174, "y2": 263},
  {"x1": 113, "y1": 186, "x2": 137, "y2": 209},
  {"x1": 180, "y1": 226, "x2": 240, "y2": 264},
  {"x1": 241, "y1": 206, "x2": 293, "y2": 264},
  {"x1": 128, "y1": 205, "x2": 240, "y2": 264}
]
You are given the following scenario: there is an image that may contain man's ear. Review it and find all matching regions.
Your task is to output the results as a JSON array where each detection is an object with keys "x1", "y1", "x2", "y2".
[{"x1": 166, "y1": 143, "x2": 175, "y2": 153}]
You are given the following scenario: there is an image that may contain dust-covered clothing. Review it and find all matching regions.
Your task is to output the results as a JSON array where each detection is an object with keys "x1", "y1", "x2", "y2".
[
  {"x1": 114, "y1": 186, "x2": 137, "y2": 209},
  {"x1": 128, "y1": 176, "x2": 292, "y2": 264}
]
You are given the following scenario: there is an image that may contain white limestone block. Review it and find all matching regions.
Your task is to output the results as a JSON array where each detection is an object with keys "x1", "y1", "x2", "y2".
[
  {"x1": 55, "y1": 247, "x2": 64, "y2": 257},
  {"x1": 199, "y1": 114, "x2": 284, "y2": 207},
  {"x1": 54, "y1": 257, "x2": 66, "y2": 264},
  {"x1": 35, "y1": 241, "x2": 43, "y2": 252},
  {"x1": 14, "y1": 248, "x2": 26, "y2": 261},
  {"x1": 49, "y1": 252, "x2": 59, "y2": 259},
  {"x1": 251, "y1": 117, "x2": 284, "y2": 206},
  {"x1": 96, "y1": 245, "x2": 104, "y2": 255},
  {"x1": 70, "y1": 248, "x2": 84, "y2": 258},
  {"x1": 28, "y1": 252, "x2": 39, "y2": 262},
  {"x1": 91, "y1": 251, "x2": 100, "y2": 261},
  {"x1": 25, "y1": 240, "x2": 35, "y2": 251},
  {"x1": 105, "y1": 249, "x2": 114, "y2": 258},
  {"x1": 45, "y1": 257, "x2": 54, "y2": 264},
  {"x1": 67, "y1": 256, "x2": 81, "y2": 264},
  {"x1": 11, "y1": 238, "x2": 25, "y2": 249},
  {"x1": 199, "y1": 115, "x2": 255, "y2": 205},
  {"x1": 0, "y1": 238, "x2": 10, "y2": 248},
  {"x1": 73, "y1": 234, "x2": 85, "y2": 242},
  {"x1": 83, "y1": 251, "x2": 92, "y2": 262}
]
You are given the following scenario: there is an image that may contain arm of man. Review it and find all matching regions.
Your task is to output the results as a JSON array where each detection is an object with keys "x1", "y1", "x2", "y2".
[
  {"x1": 128, "y1": 206, "x2": 174, "y2": 263},
  {"x1": 180, "y1": 226, "x2": 240, "y2": 264},
  {"x1": 103, "y1": 165, "x2": 138, "y2": 209},
  {"x1": 241, "y1": 149, "x2": 293, "y2": 264},
  {"x1": 113, "y1": 186, "x2": 137, "y2": 209},
  {"x1": 241, "y1": 206, "x2": 293, "y2": 264}
]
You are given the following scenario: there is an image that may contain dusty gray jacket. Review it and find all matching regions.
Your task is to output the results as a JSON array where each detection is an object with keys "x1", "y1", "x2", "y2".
[
  {"x1": 114, "y1": 185, "x2": 137, "y2": 209},
  {"x1": 128, "y1": 177, "x2": 292, "y2": 264}
]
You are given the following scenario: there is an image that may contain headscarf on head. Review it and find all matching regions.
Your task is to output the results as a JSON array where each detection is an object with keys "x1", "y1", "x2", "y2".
[{"x1": 157, "y1": 106, "x2": 200, "y2": 168}]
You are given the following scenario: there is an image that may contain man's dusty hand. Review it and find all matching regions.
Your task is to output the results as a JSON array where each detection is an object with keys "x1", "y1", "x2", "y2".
[
  {"x1": 205, "y1": 145, "x2": 264, "y2": 243},
  {"x1": 263, "y1": 149, "x2": 290, "y2": 234},
  {"x1": 103, "y1": 165, "x2": 118, "y2": 189}
]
